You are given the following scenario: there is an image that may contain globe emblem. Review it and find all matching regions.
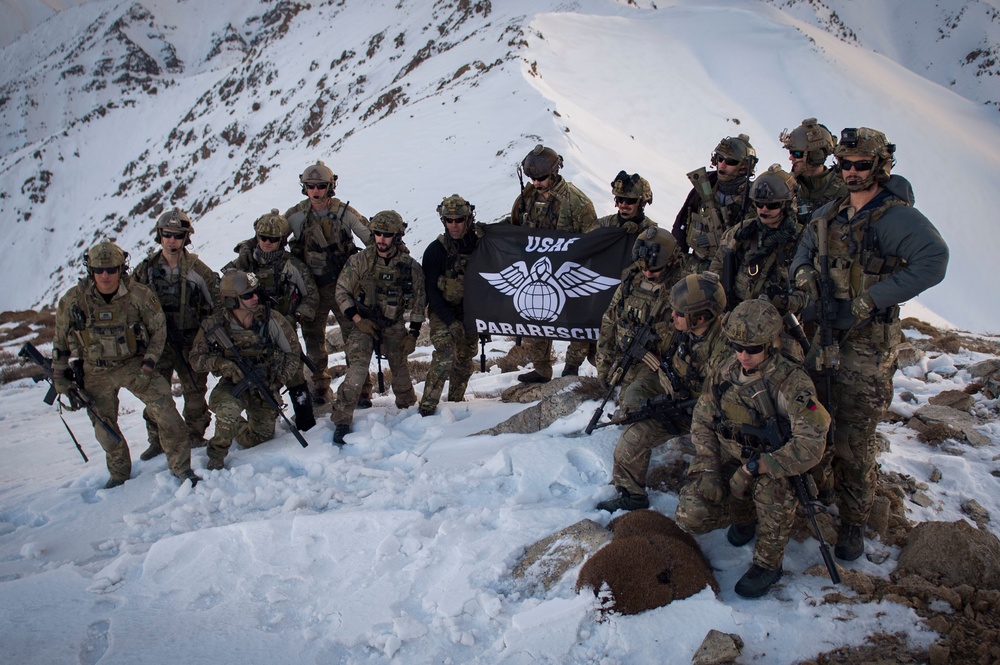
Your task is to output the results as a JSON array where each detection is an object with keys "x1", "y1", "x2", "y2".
[{"x1": 516, "y1": 280, "x2": 562, "y2": 322}]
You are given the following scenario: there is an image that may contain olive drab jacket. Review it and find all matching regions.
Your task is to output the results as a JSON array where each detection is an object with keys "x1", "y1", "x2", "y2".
[
  {"x1": 510, "y1": 176, "x2": 597, "y2": 233},
  {"x1": 336, "y1": 245, "x2": 426, "y2": 327},
  {"x1": 224, "y1": 240, "x2": 319, "y2": 322},
  {"x1": 689, "y1": 352, "x2": 830, "y2": 478},
  {"x1": 189, "y1": 306, "x2": 302, "y2": 391},
  {"x1": 54, "y1": 276, "x2": 167, "y2": 369},
  {"x1": 132, "y1": 249, "x2": 220, "y2": 334},
  {"x1": 594, "y1": 212, "x2": 657, "y2": 234},
  {"x1": 285, "y1": 198, "x2": 372, "y2": 287},
  {"x1": 793, "y1": 168, "x2": 848, "y2": 224}
]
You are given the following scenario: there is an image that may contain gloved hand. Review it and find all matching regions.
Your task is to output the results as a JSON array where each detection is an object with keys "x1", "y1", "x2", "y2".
[
  {"x1": 54, "y1": 369, "x2": 74, "y2": 396},
  {"x1": 402, "y1": 333, "x2": 418, "y2": 356},
  {"x1": 355, "y1": 318, "x2": 378, "y2": 338},
  {"x1": 448, "y1": 321, "x2": 466, "y2": 340},
  {"x1": 217, "y1": 359, "x2": 242, "y2": 382},
  {"x1": 622, "y1": 221, "x2": 639, "y2": 234},
  {"x1": 794, "y1": 265, "x2": 819, "y2": 300},
  {"x1": 694, "y1": 471, "x2": 725, "y2": 504},
  {"x1": 851, "y1": 293, "x2": 876, "y2": 321},
  {"x1": 473, "y1": 222, "x2": 486, "y2": 238},
  {"x1": 729, "y1": 466, "x2": 754, "y2": 500},
  {"x1": 769, "y1": 293, "x2": 789, "y2": 310}
]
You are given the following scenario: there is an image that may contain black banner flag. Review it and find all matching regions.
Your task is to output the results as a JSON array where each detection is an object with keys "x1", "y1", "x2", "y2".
[{"x1": 464, "y1": 225, "x2": 633, "y2": 340}]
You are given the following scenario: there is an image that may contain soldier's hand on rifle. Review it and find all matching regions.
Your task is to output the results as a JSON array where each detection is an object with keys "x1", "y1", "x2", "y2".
[
  {"x1": 729, "y1": 466, "x2": 755, "y2": 500},
  {"x1": 355, "y1": 317, "x2": 378, "y2": 338},
  {"x1": 694, "y1": 471, "x2": 725, "y2": 504},
  {"x1": 402, "y1": 331, "x2": 418, "y2": 356},
  {"x1": 851, "y1": 293, "x2": 876, "y2": 321},
  {"x1": 640, "y1": 351, "x2": 660, "y2": 373},
  {"x1": 794, "y1": 265, "x2": 820, "y2": 300},
  {"x1": 217, "y1": 359, "x2": 243, "y2": 383},
  {"x1": 54, "y1": 369, "x2": 74, "y2": 396}
]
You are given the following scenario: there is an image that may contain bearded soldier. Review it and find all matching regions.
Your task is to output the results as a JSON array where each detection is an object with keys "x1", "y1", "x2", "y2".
[
  {"x1": 779, "y1": 118, "x2": 848, "y2": 223},
  {"x1": 224, "y1": 209, "x2": 318, "y2": 430},
  {"x1": 190, "y1": 271, "x2": 303, "y2": 470},
  {"x1": 419, "y1": 195, "x2": 480, "y2": 417},
  {"x1": 510, "y1": 143, "x2": 597, "y2": 383},
  {"x1": 132, "y1": 208, "x2": 220, "y2": 461},
  {"x1": 672, "y1": 134, "x2": 757, "y2": 273},
  {"x1": 285, "y1": 161, "x2": 373, "y2": 406},
  {"x1": 675, "y1": 300, "x2": 830, "y2": 598},
  {"x1": 53, "y1": 240, "x2": 201, "y2": 488},
  {"x1": 790, "y1": 127, "x2": 948, "y2": 561},
  {"x1": 332, "y1": 211, "x2": 426, "y2": 444}
]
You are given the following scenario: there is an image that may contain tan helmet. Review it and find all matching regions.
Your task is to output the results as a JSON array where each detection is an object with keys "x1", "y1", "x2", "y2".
[
  {"x1": 299, "y1": 160, "x2": 337, "y2": 194},
  {"x1": 521, "y1": 144, "x2": 562, "y2": 179},
  {"x1": 611, "y1": 171, "x2": 653, "y2": 205},
  {"x1": 750, "y1": 164, "x2": 797, "y2": 206},
  {"x1": 86, "y1": 239, "x2": 128, "y2": 272},
  {"x1": 669, "y1": 272, "x2": 726, "y2": 321},
  {"x1": 219, "y1": 270, "x2": 259, "y2": 309},
  {"x1": 155, "y1": 208, "x2": 193, "y2": 245},
  {"x1": 253, "y1": 208, "x2": 290, "y2": 239},
  {"x1": 370, "y1": 210, "x2": 406, "y2": 241},
  {"x1": 712, "y1": 133, "x2": 757, "y2": 176},
  {"x1": 723, "y1": 299, "x2": 783, "y2": 346},
  {"x1": 436, "y1": 194, "x2": 474, "y2": 221},
  {"x1": 779, "y1": 118, "x2": 836, "y2": 166},
  {"x1": 631, "y1": 227, "x2": 679, "y2": 275},
  {"x1": 834, "y1": 127, "x2": 895, "y2": 191}
]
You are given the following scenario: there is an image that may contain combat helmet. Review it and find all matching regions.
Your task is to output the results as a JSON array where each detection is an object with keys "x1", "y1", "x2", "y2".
[
  {"x1": 611, "y1": 171, "x2": 653, "y2": 206},
  {"x1": 155, "y1": 208, "x2": 194, "y2": 245},
  {"x1": 299, "y1": 161, "x2": 338, "y2": 195},
  {"x1": 834, "y1": 127, "x2": 895, "y2": 191},
  {"x1": 436, "y1": 194, "x2": 475, "y2": 222},
  {"x1": 723, "y1": 299, "x2": 783, "y2": 347},
  {"x1": 219, "y1": 271, "x2": 259, "y2": 309},
  {"x1": 521, "y1": 144, "x2": 562, "y2": 180},
  {"x1": 750, "y1": 164, "x2": 797, "y2": 213},
  {"x1": 631, "y1": 227, "x2": 679, "y2": 279},
  {"x1": 85, "y1": 239, "x2": 129, "y2": 275},
  {"x1": 780, "y1": 118, "x2": 836, "y2": 166},
  {"x1": 669, "y1": 272, "x2": 726, "y2": 322},
  {"x1": 370, "y1": 210, "x2": 406, "y2": 245},
  {"x1": 712, "y1": 134, "x2": 758, "y2": 178},
  {"x1": 253, "y1": 208, "x2": 290, "y2": 241}
]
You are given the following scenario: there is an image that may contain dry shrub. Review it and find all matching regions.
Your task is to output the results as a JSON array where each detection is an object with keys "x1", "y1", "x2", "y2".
[
  {"x1": 408, "y1": 359, "x2": 430, "y2": 384},
  {"x1": 1, "y1": 350, "x2": 43, "y2": 384},
  {"x1": 0, "y1": 308, "x2": 55, "y2": 346},
  {"x1": 495, "y1": 343, "x2": 531, "y2": 372},
  {"x1": 916, "y1": 422, "x2": 958, "y2": 445},
  {"x1": 572, "y1": 376, "x2": 607, "y2": 401},
  {"x1": 901, "y1": 317, "x2": 939, "y2": 336},
  {"x1": 932, "y1": 333, "x2": 963, "y2": 354}
]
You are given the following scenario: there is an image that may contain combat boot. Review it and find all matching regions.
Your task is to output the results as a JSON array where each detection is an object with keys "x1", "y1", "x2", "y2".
[
  {"x1": 312, "y1": 387, "x2": 332, "y2": 406},
  {"x1": 418, "y1": 406, "x2": 435, "y2": 417},
  {"x1": 517, "y1": 370, "x2": 550, "y2": 384},
  {"x1": 333, "y1": 423, "x2": 350, "y2": 445},
  {"x1": 357, "y1": 394, "x2": 373, "y2": 409},
  {"x1": 104, "y1": 477, "x2": 126, "y2": 490},
  {"x1": 726, "y1": 521, "x2": 757, "y2": 547},
  {"x1": 288, "y1": 383, "x2": 316, "y2": 432},
  {"x1": 180, "y1": 469, "x2": 202, "y2": 487},
  {"x1": 207, "y1": 457, "x2": 225, "y2": 471},
  {"x1": 835, "y1": 524, "x2": 865, "y2": 561},
  {"x1": 596, "y1": 488, "x2": 650, "y2": 513},
  {"x1": 561, "y1": 364, "x2": 579, "y2": 377},
  {"x1": 734, "y1": 563, "x2": 783, "y2": 598},
  {"x1": 139, "y1": 442, "x2": 163, "y2": 461}
]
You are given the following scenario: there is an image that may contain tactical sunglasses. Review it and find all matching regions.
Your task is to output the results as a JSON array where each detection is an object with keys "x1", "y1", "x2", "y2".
[
  {"x1": 373, "y1": 230, "x2": 396, "y2": 238},
  {"x1": 839, "y1": 159, "x2": 874, "y2": 172},
  {"x1": 755, "y1": 201, "x2": 782, "y2": 210},
  {"x1": 239, "y1": 290, "x2": 258, "y2": 301},
  {"x1": 715, "y1": 154, "x2": 741, "y2": 167},
  {"x1": 258, "y1": 235, "x2": 282, "y2": 243},
  {"x1": 615, "y1": 196, "x2": 639, "y2": 205},
  {"x1": 531, "y1": 174, "x2": 552, "y2": 183},
  {"x1": 789, "y1": 150, "x2": 805, "y2": 159},
  {"x1": 443, "y1": 217, "x2": 466, "y2": 225},
  {"x1": 729, "y1": 341, "x2": 766, "y2": 355},
  {"x1": 160, "y1": 231, "x2": 187, "y2": 240},
  {"x1": 305, "y1": 183, "x2": 329, "y2": 190},
  {"x1": 92, "y1": 266, "x2": 120, "y2": 275}
]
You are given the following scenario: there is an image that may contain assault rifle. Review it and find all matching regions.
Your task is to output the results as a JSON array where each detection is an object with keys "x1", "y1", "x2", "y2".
[
  {"x1": 479, "y1": 334, "x2": 490, "y2": 373},
  {"x1": 720, "y1": 246, "x2": 738, "y2": 312},
  {"x1": 19, "y1": 342, "x2": 127, "y2": 462},
  {"x1": 815, "y1": 213, "x2": 840, "y2": 446},
  {"x1": 356, "y1": 300, "x2": 395, "y2": 394},
  {"x1": 740, "y1": 395, "x2": 840, "y2": 585},
  {"x1": 588, "y1": 392, "x2": 697, "y2": 434},
  {"x1": 686, "y1": 167, "x2": 724, "y2": 255},
  {"x1": 584, "y1": 315, "x2": 658, "y2": 435},
  {"x1": 165, "y1": 322, "x2": 198, "y2": 385},
  {"x1": 205, "y1": 325, "x2": 309, "y2": 448}
]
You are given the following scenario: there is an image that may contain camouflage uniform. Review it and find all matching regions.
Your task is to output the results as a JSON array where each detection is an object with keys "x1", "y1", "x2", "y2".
[
  {"x1": 511, "y1": 174, "x2": 597, "y2": 380},
  {"x1": 189, "y1": 306, "x2": 302, "y2": 467},
  {"x1": 54, "y1": 275, "x2": 194, "y2": 484},
  {"x1": 285, "y1": 196, "x2": 371, "y2": 396},
  {"x1": 794, "y1": 169, "x2": 848, "y2": 223},
  {"x1": 332, "y1": 244, "x2": 426, "y2": 426},
  {"x1": 675, "y1": 352, "x2": 830, "y2": 571},
  {"x1": 132, "y1": 248, "x2": 220, "y2": 448},
  {"x1": 420, "y1": 230, "x2": 479, "y2": 413}
]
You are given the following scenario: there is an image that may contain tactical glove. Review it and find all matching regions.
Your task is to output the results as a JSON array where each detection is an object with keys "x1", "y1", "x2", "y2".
[
  {"x1": 729, "y1": 466, "x2": 754, "y2": 501},
  {"x1": 694, "y1": 471, "x2": 725, "y2": 504},
  {"x1": 354, "y1": 318, "x2": 378, "y2": 338},
  {"x1": 622, "y1": 221, "x2": 639, "y2": 234},
  {"x1": 448, "y1": 321, "x2": 466, "y2": 340},
  {"x1": 402, "y1": 332, "x2": 418, "y2": 356},
  {"x1": 794, "y1": 265, "x2": 819, "y2": 301},
  {"x1": 54, "y1": 369, "x2": 74, "y2": 396},
  {"x1": 217, "y1": 359, "x2": 243, "y2": 383},
  {"x1": 851, "y1": 293, "x2": 876, "y2": 321}
]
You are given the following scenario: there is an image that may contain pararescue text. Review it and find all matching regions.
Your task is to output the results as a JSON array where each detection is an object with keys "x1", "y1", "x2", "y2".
[{"x1": 474, "y1": 319, "x2": 599, "y2": 340}]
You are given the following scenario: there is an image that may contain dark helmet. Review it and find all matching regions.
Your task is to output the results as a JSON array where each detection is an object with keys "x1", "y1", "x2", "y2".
[
  {"x1": 750, "y1": 164, "x2": 798, "y2": 217},
  {"x1": 724, "y1": 299, "x2": 783, "y2": 346},
  {"x1": 253, "y1": 209, "x2": 290, "y2": 240},
  {"x1": 631, "y1": 227, "x2": 679, "y2": 277},
  {"x1": 521, "y1": 144, "x2": 562, "y2": 179},
  {"x1": 669, "y1": 272, "x2": 726, "y2": 321},
  {"x1": 611, "y1": 171, "x2": 652, "y2": 205},
  {"x1": 779, "y1": 118, "x2": 836, "y2": 166},
  {"x1": 219, "y1": 270, "x2": 259, "y2": 309},
  {"x1": 84, "y1": 239, "x2": 129, "y2": 275},
  {"x1": 712, "y1": 133, "x2": 758, "y2": 177},
  {"x1": 299, "y1": 161, "x2": 337, "y2": 195},
  {"x1": 834, "y1": 127, "x2": 895, "y2": 191},
  {"x1": 155, "y1": 208, "x2": 194, "y2": 245}
]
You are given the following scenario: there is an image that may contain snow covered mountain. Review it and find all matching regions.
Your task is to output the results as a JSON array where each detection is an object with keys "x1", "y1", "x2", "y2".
[{"x1": 1, "y1": 0, "x2": 999, "y2": 333}]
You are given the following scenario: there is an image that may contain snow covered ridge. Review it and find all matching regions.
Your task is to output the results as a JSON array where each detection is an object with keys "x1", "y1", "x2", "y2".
[{"x1": 1, "y1": 310, "x2": 999, "y2": 663}]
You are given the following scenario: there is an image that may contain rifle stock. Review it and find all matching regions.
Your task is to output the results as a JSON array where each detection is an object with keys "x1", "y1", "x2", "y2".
[
  {"x1": 584, "y1": 315, "x2": 658, "y2": 435},
  {"x1": 590, "y1": 394, "x2": 697, "y2": 433}
]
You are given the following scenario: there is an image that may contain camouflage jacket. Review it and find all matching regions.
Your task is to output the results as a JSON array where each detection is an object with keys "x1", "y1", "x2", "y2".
[
  {"x1": 285, "y1": 198, "x2": 371, "y2": 286},
  {"x1": 510, "y1": 176, "x2": 597, "y2": 232},
  {"x1": 132, "y1": 249, "x2": 220, "y2": 334},
  {"x1": 671, "y1": 170, "x2": 750, "y2": 258},
  {"x1": 594, "y1": 212, "x2": 657, "y2": 234},
  {"x1": 794, "y1": 168, "x2": 848, "y2": 224},
  {"x1": 189, "y1": 306, "x2": 302, "y2": 389},
  {"x1": 224, "y1": 239, "x2": 319, "y2": 322},
  {"x1": 661, "y1": 319, "x2": 730, "y2": 400},
  {"x1": 54, "y1": 276, "x2": 167, "y2": 370},
  {"x1": 336, "y1": 245, "x2": 426, "y2": 327},
  {"x1": 689, "y1": 352, "x2": 830, "y2": 478}
]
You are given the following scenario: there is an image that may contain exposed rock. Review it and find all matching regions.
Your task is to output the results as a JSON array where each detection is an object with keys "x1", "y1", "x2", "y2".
[
  {"x1": 968, "y1": 359, "x2": 1000, "y2": 399},
  {"x1": 478, "y1": 378, "x2": 585, "y2": 435},
  {"x1": 692, "y1": 629, "x2": 743, "y2": 665},
  {"x1": 911, "y1": 491, "x2": 935, "y2": 508},
  {"x1": 961, "y1": 499, "x2": 990, "y2": 528},
  {"x1": 511, "y1": 519, "x2": 611, "y2": 593},
  {"x1": 895, "y1": 342, "x2": 924, "y2": 369},
  {"x1": 908, "y1": 404, "x2": 992, "y2": 447},
  {"x1": 867, "y1": 494, "x2": 891, "y2": 534},
  {"x1": 929, "y1": 467, "x2": 942, "y2": 483},
  {"x1": 928, "y1": 389, "x2": 974, "y2": 412},
  {"x1": 895, "y1": 521, "x2": 1000, "y2": 590}
]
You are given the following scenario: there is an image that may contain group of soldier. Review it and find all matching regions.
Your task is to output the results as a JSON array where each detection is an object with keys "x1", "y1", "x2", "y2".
[{"x1": 48, "y1": 118, "x2": 948, "y2": 600}]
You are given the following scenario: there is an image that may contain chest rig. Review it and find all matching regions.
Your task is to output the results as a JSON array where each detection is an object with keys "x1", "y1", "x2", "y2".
[
  {"x1": 145, "y1": 258, "x2": 206, "y2": 331},
  {"x1": 360, "y1": 255, "x2": 415, "y2": 323},
  {"x1": 615, "y1": 268, "x2": 667, "y2": 346},
  {"x1": 251, "y1": 251, "x2": 295, "y2": 316},
  {"x1": 294, "y1": 202, "x2": 358, "y2": 286},
  {"x1": 70, "y1": 285, "x2": 147, "y2": 365},
  {"x1": 731, "y1": 223, "x2": 798, "y2": 303},
  {"x1": 436, "y1": 234, "x2": 475, "y2": 306},
  {"x1": 212, "y1": 310, "x2": 277, "y2": 367},
  {"x1": 686, "y1": 186, "x2": 745, "y2": 262},
  {"x1": 710, "y1": 358, "x2": 795, "y2": 455}
]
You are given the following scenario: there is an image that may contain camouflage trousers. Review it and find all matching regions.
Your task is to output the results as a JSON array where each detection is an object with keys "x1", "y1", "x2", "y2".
[
  {"x1": 419, "y1": 312, "x2": 477, "y2": 411},
  {"x1": 520, "y1": 337, "x2": 553, "y2": 380},
  {"x1": 564, "y1": 341, "x2": 596, "y2": 370},
  {"x1": 143, "y1": 339, "x2": 209, "y2": 447},
  {"x1": 84, "y1": 358, "x2": 192, "y2": 482},
  {"x1": 610, "y1": 368, "x2": 689, "y2": 498},
  {"x1": 206, "y1": 378, "x2": 278, "y2": 463},
  {"x1": 675, "y1": 458, "x2": 798, "y2": 570},
  {"x1": 332, "y1": 323, "x2": 416, "y2": 426},
  {"x1": 808, "y1": 326, "x2": 897, "y2": 526},
  {"x1": 300, "y1": 283, "x2": 372, "y2": 396}
]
